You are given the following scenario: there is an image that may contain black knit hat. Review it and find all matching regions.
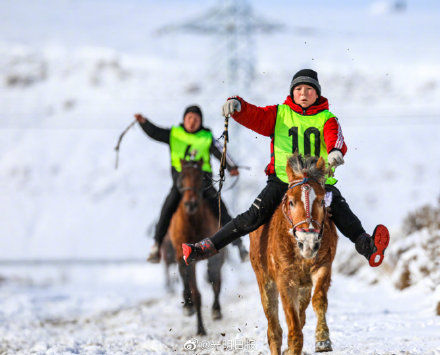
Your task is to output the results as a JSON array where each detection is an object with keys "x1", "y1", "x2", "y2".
[
  {"x1": 183, "y1": 105, "x2": 203, "y2": 123},
  {"x1": 290, "y1": 69, "x2": 321, "y2": 97}
]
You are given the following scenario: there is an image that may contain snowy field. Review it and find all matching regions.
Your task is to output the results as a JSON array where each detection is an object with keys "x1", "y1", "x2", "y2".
[
  {"x1": 1, "y1": 0, "x2": 440, "y2": 353},
  {"x1": 1, "y1": 260, "x2": 439, "y2": 354}
]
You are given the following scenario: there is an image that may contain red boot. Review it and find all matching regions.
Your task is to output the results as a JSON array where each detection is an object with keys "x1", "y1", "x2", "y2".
[
  {"x1": 182, "y1": 238, "x2": 218, "y2": 265},
  {"x1": 369, "y1": 224, "x2": 390, "y2": 267},
  {"x1": 355, "y1": 224, "x2": 390, "y2": 267}
]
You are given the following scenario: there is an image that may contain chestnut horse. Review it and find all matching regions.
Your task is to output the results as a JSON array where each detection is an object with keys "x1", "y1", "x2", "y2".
[
  {"x1": 250, "y1": 154, "x2": 338, "y2": 354},
  {"x1": 168, "y1": 159, "x2": 225, "y2": 335}
]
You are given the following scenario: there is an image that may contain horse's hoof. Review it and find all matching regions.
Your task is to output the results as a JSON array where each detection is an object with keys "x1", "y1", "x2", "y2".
[
  {"x1": 281, "y1": 349, "x2": 299, "y2": 355},
  {"x1": 315, "y1": 339, "x2": 332, "y2": 352},
  {"x1": 197, "y1": 328, "x2": 206, "y2": 336},
  {"x1": 183, "y1": 305, "x2": 195, "y2": 317},
  {"x1": 212, "y1": 308, "x2": 222, "y2": 320}
]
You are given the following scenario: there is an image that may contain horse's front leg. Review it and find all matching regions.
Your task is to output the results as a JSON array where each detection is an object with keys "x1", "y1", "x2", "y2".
[
  {"x1": 278, "y1": 280, "x2": 303, "y2": 355},
  {"x1": 207, "y1": 252, "x2": 224, "y2": 320},
  {"x1": 186, "y1": 261, "x2": 206, "y2": 336},
  {"x1": 178, "y1": 260, "x2": 195, "y2": 316},
  {"x1": 311, "y1": 265, "x2": 332, "y2": 352},
  {"x1": 256, "y1": 277, "x2": 282, "y2": 355},
  {"x1": 298, "y1": 286, "x2": 312, "y2": 329}
]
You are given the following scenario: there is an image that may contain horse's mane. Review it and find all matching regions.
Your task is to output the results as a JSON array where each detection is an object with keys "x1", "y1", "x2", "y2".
[{"x1": 287, "y1": 153, "x2": 326, "y2": 184}]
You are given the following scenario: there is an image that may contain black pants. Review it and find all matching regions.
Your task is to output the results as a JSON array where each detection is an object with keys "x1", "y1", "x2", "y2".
[
  {"x1": 211, "y1": 175, "x2": 365, "y2": 250},
  {"x1": 154, "y1": 176, "x2": 239, "y2": 246},
  {"x1": 325, "y1": 184, "x2": 365, "y2": 243}
]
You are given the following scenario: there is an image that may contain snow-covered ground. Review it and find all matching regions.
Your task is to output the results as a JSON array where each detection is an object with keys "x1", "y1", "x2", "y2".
[
  {"x1": 1, "y1": 0, "x2": 440, "y2": 353},
  {"x1": 1, "y1": 260, "x2": 439, "y2": 354}
]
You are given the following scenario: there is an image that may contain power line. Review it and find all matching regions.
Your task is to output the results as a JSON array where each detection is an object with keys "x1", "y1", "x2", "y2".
[{"x1": 156, "y1": 0, "x2": 283, "y2": 93}]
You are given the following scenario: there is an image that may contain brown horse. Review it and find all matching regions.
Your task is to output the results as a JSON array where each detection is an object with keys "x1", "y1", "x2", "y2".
[
  {"x1": 250, "y1": 154, "x2": 338, "y2": 354},
  {"x1": 168, "y1": 159, "x2": 225, "y2": 335}
]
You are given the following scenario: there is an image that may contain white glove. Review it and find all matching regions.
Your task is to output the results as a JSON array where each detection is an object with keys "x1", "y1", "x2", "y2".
[
  {"x1": 222, "y1": 99, "x2": 241, "y2": 117},
  {"x1": 328, "y1": 150, "x2": 344, "y2": 167}
]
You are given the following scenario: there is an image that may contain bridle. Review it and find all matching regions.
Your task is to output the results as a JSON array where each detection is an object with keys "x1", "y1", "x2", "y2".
[
  {"x1": 177, "y1": 162, "x2": 203, "y2": 195},
  {"x1": 282, "y1": 177, "x2": 327, "y2": 239},
  {"x1": 178, "y1": 183, "x2": 200, "y2": 193}
]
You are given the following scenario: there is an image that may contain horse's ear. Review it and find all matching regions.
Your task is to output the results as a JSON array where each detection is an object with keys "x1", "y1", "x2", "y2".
[
  {"x1": 286, "y1": 162, "x2": 299, "y2": 182},
  {"x1": 197, "y1": 158, "x2": 203, "y2": 167},
  {"x1": 316, "y1": 157, "x2": 326, "y2": 172}
]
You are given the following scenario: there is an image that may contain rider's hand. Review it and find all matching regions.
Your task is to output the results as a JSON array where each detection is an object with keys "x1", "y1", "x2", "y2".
[
  {"x1": 229, "y1": 168, "x2": 239, "y2": 176},
  {"x1": 134, "y1": 113, "x2": 146, "y2": 124},
  {"x1": 222, "y1": 99, "x2": 241, "y2": 117},
  {"x1": 328, "y1": 149, "x2": 344, "y2": 167}
]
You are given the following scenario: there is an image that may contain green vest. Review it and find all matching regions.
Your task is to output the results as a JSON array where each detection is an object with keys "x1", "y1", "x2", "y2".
[
  {"x1": 169, "y1": 126, "x2": 213, "y2": 173},
  {"x1": 274, "y1": 104, "x2": 337, "y2": 185}
]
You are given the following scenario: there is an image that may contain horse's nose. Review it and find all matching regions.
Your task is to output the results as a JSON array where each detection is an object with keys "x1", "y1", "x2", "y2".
[
  {"x1": 298, "y1": 242, "x2": 304, "y2": 250},
  {"x1": 184, "y1": 200, "x2": 198, "y2": 213},
  {"x1": 313, "y1": 242, "x2": 321, "y2": 253}
]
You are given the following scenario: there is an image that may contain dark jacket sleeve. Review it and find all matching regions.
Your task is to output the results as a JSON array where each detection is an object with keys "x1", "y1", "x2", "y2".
[
  {"x1": 210, "y1": 139, "x2": 238, "y2": 171},
  {"x1": 139, "y1": 119, "x2": 171, "y2": 144}
]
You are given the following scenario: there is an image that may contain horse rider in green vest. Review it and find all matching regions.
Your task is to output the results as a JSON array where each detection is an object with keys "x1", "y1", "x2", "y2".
[{"x1": 135, "y1": 105, "x2": 248, "y2": 263}]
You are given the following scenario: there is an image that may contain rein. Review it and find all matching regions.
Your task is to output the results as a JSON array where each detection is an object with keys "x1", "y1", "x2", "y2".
[
  {"x1": 282, "y1": 177, "x2": 327, "y2": 239},
  {"x1": 217, "y1": 115, "x2": 229, "y2": 228}
]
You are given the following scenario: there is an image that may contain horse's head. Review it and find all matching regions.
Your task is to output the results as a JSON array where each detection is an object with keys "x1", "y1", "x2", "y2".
[
  {"x1": 283, "y1": 154, "x2": 327, "y2": 259},
  {"x1": 178, "y1": 159, "x2": 203, "y2": 215}
]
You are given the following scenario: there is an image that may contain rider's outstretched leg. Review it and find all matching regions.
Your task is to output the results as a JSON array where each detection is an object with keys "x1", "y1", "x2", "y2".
[
  {"x1": 202, "y1": 182, "x2": 249, "y2": 261},
  {"x1": 325, "y1": 185, "x2": 390, "y2": 267},
  {"x1": 183, "y1": 175, "x2": 288, "y2": 265}
]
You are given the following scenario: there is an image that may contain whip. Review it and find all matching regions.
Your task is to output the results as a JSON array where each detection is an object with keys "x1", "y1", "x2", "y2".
[{"x1": 114, "y1": 119, "x2": 137, "y2": 169}]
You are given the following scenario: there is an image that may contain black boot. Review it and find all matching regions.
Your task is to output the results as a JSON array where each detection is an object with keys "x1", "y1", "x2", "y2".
[
  {"x1": 182, "y1": 221, "x2": 243, "y2": 265},
  {"x1": 182, "y1": 238, "x2": 218, "y2": 265},
  {"x1": 355, "y1": 224, "x2": 390, "y2": 267},
  {"x1": 355, "y1": 233, "x2": 374, "y2": 258}
]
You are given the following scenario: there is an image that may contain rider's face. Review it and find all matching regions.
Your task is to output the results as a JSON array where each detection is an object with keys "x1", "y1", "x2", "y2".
[
  {"x1": 293, "y1": 84, "x2": 318, "y2": 108},
  {"x1": 183, "y1": 113, "x2": 202, "y2": 133}
]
